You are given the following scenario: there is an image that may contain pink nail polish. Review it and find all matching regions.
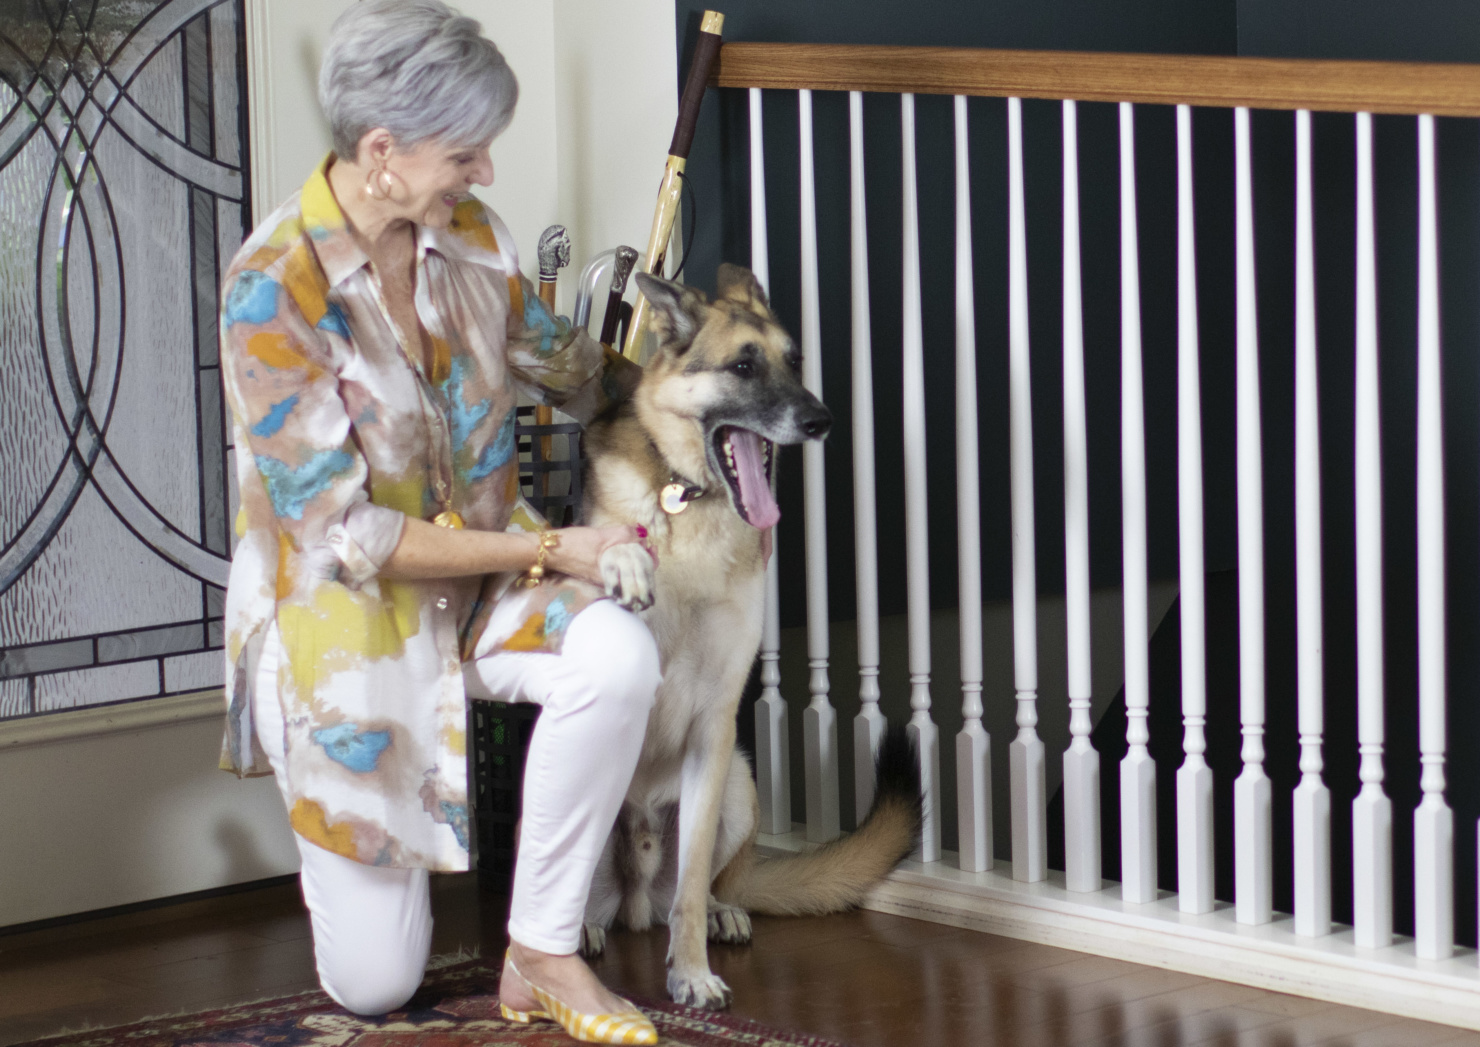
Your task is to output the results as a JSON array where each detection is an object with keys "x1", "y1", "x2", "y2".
[{"x1": 635, "y1": 525, "x2": 648, "y2": 538}]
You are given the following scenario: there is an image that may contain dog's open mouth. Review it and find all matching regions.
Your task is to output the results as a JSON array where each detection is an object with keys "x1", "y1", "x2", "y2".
[{"x1": 713, "y1": 426, "x2": 778, "y2": 529}]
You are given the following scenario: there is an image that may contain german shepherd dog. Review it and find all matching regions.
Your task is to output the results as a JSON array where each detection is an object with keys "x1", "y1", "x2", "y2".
[{"x1": 580, "y1": 264, "x2": 921, "y2": 1009}]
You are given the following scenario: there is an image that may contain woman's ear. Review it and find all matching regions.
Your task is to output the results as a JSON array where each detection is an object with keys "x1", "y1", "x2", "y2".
[
  {"x1": 357, "y1": 127, "x2": 395, "y2": 167},
  {"x1": 635, "y1": 273, "x2": 709, "y2": 354}
]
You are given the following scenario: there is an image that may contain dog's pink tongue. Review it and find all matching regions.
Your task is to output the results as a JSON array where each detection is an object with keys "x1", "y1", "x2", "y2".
[{"x1": 731, "y1": 428, "x2": 780, "y2": 529}]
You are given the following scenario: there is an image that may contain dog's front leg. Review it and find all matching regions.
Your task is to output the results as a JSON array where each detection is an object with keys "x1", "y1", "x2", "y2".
[{"x1": 666, "y1": 718, "x2": 738, "y2": 1008}]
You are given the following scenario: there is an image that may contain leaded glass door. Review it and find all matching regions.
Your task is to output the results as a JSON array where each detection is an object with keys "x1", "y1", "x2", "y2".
[{"x1": 1, "y1": 0, "x2": 248, "y2": 718}]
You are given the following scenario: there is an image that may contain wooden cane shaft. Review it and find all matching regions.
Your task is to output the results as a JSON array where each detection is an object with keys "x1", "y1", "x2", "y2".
[
  {"x1": 535, "y1": 284, "x2": 558, "y2": 495},
  {"x1": 623, "y1": 155, "x2": 686, "y2": 361}
]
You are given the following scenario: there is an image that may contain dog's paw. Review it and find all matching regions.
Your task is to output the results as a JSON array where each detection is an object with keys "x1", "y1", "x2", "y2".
[
  {"x1": 600, "y1": 542, "x2": 655, "y2": 611},
  {"x1": 667, "y1": 969, "x2": 733, "y2": 1010},
  {"x1": 579, "y1": 922, "x2": 607, "y2": 957},
  {"x1": 706, "y1": 901, "x2": 752, "y2": 945}
]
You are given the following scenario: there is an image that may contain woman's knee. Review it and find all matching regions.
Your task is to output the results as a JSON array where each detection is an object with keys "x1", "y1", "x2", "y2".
[
  {"x1": 320, "y1": 958, "x2": 424, "y2": 1016},
  {"x1": 564, "y1": 602, "x2": 661, "y2": 716}
]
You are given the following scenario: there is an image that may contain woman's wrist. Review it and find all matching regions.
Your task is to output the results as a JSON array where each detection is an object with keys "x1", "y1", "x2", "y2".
[{"x1": 517, "y1": 529, "x2": 561, "y2": 588}]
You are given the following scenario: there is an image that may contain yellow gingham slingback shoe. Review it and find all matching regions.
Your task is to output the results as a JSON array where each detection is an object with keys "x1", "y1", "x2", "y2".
[{"x1": 500, "y1": 952, "x2": 659, "y2": 1045}]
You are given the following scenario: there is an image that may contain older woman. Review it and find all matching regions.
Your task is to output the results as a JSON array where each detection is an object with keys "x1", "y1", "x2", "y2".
[{"x1": 218, "y1": 2, "x2": 658, "y2": 1041}]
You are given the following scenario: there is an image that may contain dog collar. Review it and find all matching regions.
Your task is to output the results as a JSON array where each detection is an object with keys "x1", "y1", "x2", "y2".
[{"x1": 660, "y1": 475, "x2": 705, "y2": 515}]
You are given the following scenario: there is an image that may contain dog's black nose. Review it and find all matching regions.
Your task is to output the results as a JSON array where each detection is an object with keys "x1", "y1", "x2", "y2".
[{"x1": 801, "y1": 408, "x2": 832, "y2": 439}]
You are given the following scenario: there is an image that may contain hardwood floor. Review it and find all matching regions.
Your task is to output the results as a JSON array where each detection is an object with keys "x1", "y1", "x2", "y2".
[{"x1": 2, "y1": 874, "x2": 1477, "y2": 1047}]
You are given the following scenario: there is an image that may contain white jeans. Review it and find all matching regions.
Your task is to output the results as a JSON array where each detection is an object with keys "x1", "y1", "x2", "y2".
[{"x1": 254, "y1": 599, "x2": 659, "y2": 1015}]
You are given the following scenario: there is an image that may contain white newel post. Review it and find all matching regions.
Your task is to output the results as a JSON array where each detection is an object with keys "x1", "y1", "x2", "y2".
[
  {"x1": 1118, "y1": 101, "x2": 1157, "y2": 905},
  {"x1": 848, "y1": 92, "x2": 887, "y2": 822},
  {"x1": 1233, "y1": 107, "x2": 1273, "y2": 927},
  {"x1": 749, "y1": 87, "x2": 792, "y2": 836},
  {"x1": 1061, "y1": 98, "x2": 1100, "y2": 893},
  {"x1": 1353, "y1": 110, "x2": 1394, "y2": 950},
  {"x1": 1175, "y1": 103, "x2": 1214, "y2": 916},
  {"x1": 1293, "y1": 108, "x2": 1333, "y2": 938},
  {"x1": 797, "y1": 90, "x2": 840, "y2": 844},
  {"x1": 1007, "y1": 96, "x2": 1046, "y2": 883},
  {"x1": 954, "y1": 95, "x2": 992, "y2": 873},
  {"x1": 1413, "y1": 112, "x2": 1453, "y2": 961},
  {"x1": 901, "y1": 93, "x2": 942, "y2": 863}
]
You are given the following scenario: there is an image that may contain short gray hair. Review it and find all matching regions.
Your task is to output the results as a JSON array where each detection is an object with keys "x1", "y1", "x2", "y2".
[{"x1": 319, "y1": 0, "x2": 518, "y2": 160}]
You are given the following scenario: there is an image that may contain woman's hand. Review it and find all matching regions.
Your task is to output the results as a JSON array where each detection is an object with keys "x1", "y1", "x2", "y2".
[{"x1": 545, "y1": 525, "x2": 650, "y2": 587}]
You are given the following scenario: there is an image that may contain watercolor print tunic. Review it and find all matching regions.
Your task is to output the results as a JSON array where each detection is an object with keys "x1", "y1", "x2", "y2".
[{"x1": 218, "y1": 158, "x2": 637, "y2": 871}]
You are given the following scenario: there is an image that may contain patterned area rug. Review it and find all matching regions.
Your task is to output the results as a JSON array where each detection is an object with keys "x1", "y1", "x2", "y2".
[{"x1": 14, "y1": 960, "x2": 850, "y2": 1047}]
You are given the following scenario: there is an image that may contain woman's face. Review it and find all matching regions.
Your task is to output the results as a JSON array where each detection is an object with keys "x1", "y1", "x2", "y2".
[{"x1": 385, "y1": 138, "x2": 496, "y2": 228}]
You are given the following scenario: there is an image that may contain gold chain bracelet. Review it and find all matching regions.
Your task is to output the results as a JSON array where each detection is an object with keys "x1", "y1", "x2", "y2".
[{"x1": 518, "y1": 530, "x2": 560, "y2": 588}]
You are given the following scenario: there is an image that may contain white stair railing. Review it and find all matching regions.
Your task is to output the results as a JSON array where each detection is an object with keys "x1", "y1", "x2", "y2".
[
  {"x1": 1006, "y1": 96, "x2": 1046, "y2": 883},
  {"x1": 1118, "y1": 101, "x2": 1156, "y2": 905},
  {"x1": 1233, "y1": 106, "x2": 1273, "y2": 927},
  {"x1": 1060, "y1": 97, "x2": 1098, "y2": 894},
  {"x1": 748, "y1": 87, "x2": 791, "y2": 837},
  {"x1": 735, "y1": 70, "x2": 1480, "y2": 1025},
  {"x1": 848, "y1": 91, "x2": 887, "y2": 822},
  {"x1": 1413, "y1": 112, "x2": 1453, "y2": 962},
  {"x1": 1352, "y1": 110, "x2": 1394, "y2": 951},
  {"x1": 954, "y1": 94, "x2": 992, "y2": 874},
  {"x1": 1175, "y1": 102, "x2": 1214, "y2": 916},
  {"x1": 1292, "y1": 107, "x2": 1333, "y2": 939},
  {"x1": 901, "y1": 93, "x2": 942, "y2": 863},
  {"x1": 797, "y1": 89, "x2": 840, "y2": 845}
]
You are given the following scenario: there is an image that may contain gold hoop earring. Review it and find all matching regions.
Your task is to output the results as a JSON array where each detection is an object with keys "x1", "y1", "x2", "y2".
[{"x1": 364, "y1": 166, "x2": 395, "y2": 201}]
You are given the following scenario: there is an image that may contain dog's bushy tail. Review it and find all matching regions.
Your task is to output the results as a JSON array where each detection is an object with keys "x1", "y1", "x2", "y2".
[{"x1": 713, "y1": 724, "x2": 922, "y2": 916}]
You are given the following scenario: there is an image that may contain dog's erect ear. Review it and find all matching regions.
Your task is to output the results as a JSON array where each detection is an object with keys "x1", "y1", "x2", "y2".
[
  {"x1": 635, "y1": 272, "x2": 708, "y2": 352},
  {"x1": 715, "y1": 263, "x2": 771, "y2": 316}
]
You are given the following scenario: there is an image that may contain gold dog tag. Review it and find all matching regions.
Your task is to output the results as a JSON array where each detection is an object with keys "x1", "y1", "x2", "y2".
[
  {"x1": 660, "y1": 483, "x2": 690, "y2": 515},
  {"x1": 432, "y1": 510, "x2": 466, "y2": 529}
]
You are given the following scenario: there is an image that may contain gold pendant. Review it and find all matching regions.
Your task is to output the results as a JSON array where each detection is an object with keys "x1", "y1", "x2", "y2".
[
  {"x1": 432, "y1": 510, "x2": 465, "y2": 529},
  {"x1": 660, "y1": 483, "x2": 690, "y2": 515}
]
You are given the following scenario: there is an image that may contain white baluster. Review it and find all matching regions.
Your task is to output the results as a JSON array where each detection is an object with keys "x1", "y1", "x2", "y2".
[
  {"x1": 901, "y1": 93, "x2": 942, "y2": 863},
  {"x1": 1414, "y1": 113, "x2": 1453, "y2": 961},
  {"x1": 1353, "y1": 110, "x2": 1393, "y2": 950},
  {"x1": 1175, "y1": 103, "x2": 1214, "y2": 916},
  {"x1": 1293, "y1": 108, "x2": 1333, "y2": 938},
  {"x1": 1007, "y1": 96, "x2": 1046, "y2": 884},
  {"x1": 798, "y1": 90, "x2": 839, "y2": 844},
  {"x1": 1118, "y1": 101, "x2": 1157, "y2": 905},
  {"x1": 1233, "y1": 107, "x2": 1273, "y2": 927},
  {"x1": 850, "y1": 91, "x2": 887, "y2": 820},
  {"x1": 750, "y1": 87, "x2": 792, "y2": 836},
  {"x1": 1061, "y1": 98, "x2": 1099, "y2": 893},
  {"x1": 955, "y1": 94, "x2": 992, "y2": 873}
]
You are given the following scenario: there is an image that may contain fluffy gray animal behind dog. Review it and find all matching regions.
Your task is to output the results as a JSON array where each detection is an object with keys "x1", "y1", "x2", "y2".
[{"x1": 579, "y1": 263, "x2": 921, "y2": 1009}]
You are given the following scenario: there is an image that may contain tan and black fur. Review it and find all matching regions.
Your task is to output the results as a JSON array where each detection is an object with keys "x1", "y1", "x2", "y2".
[{"x1": 580, "y1": 264, "x2": 921, "y2": 1009}]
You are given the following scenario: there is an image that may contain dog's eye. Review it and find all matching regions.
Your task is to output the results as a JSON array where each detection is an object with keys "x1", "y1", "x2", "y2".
[{"x1": 730, "y1": 359, "x2": 755, "y2": 378}]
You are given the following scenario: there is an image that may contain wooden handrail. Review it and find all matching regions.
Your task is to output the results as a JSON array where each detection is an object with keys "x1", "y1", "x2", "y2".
[{"x1": 713, "y1": 43, "x2": 1480, "y2": 117}]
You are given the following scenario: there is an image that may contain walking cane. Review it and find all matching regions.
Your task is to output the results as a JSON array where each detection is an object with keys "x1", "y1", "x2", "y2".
[
  {"x1": 535, "y1": 225, "x2": 570, "y2": 502},
  {"x1": 622, "y1": 10, "x2": 724, "y2": 362},
  {"x1": 599, "y1": 246, "x2": 639, "y2": 349}
]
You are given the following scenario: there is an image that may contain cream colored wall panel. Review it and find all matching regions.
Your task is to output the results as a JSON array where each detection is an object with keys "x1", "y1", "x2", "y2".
[{"x1": 0, "y1": 713, "x2": 299, "y2": 927}]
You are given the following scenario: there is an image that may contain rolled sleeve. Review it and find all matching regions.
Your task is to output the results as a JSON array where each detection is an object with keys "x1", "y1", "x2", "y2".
[
  {"x1": 325, "y1": 500, "x2": 406, "y2": 587},
  {"x1": 505, "y1": 274, "x2": 641, "y2": 424}
]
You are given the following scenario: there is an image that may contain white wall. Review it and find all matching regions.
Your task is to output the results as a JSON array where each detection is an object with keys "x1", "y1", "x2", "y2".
[
  {"x1": 553, "y1": 1, "x2": 678, "y2": 314},
  {"x1": 1, "y1": 0, "x2": 678, "y2": 928},
  {"x1": 248, "y1": 0, "x2": 677, "y2": 313}
]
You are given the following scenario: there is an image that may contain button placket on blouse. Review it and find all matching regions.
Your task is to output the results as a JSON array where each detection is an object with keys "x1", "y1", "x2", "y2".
[{"x1": 363, "y1": 258, "x2": 456, "y2": 516}]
